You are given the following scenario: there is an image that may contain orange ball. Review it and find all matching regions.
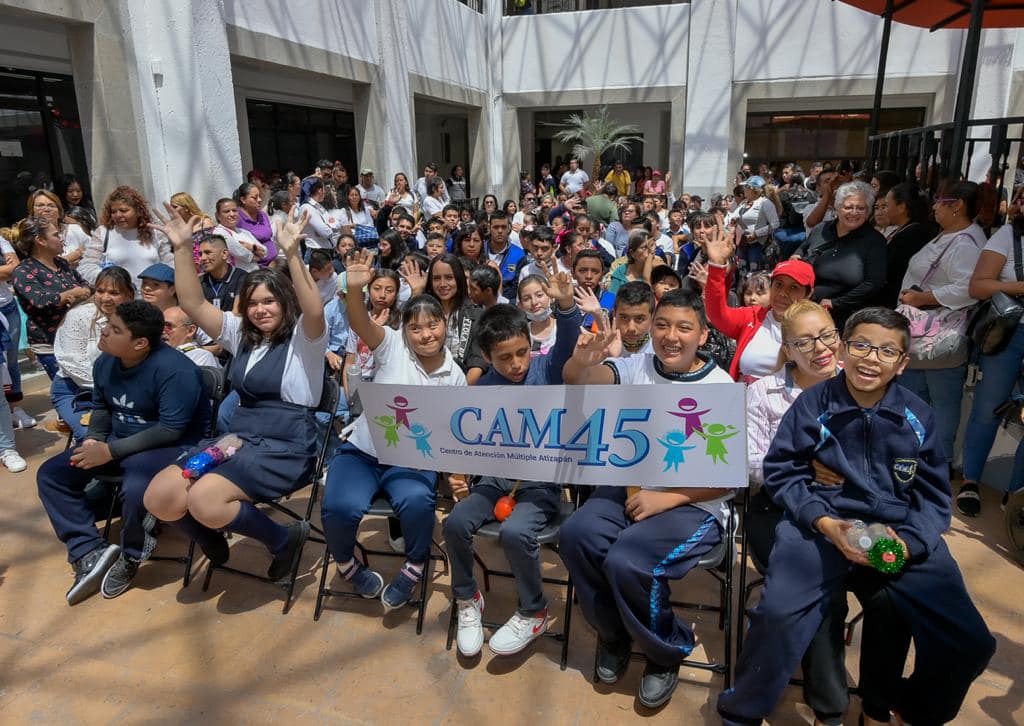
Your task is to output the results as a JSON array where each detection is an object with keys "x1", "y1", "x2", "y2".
[{"x1": 494, "y1": 495, "x2": 517, "y2": 522}]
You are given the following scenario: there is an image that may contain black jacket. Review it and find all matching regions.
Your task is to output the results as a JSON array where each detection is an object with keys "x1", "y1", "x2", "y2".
[{"x1": 881, "y1": 222, "x2": 936, "y2": 308}]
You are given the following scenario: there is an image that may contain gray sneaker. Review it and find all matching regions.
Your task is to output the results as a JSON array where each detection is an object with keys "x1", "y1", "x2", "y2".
[
  {"x1": 101, "y1": 554, "x2": 141, "y2": 599},
  {"x1": 67, "y1": 544, "x2": 121, "y2": 605}
]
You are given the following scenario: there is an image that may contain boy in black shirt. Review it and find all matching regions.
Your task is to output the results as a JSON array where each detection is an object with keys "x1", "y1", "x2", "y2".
[
  {"x1": 37, "y1": 301, "x2": 211, "y2": 604},
  {"x1": 197, "y1": 231, "x2": 246, "y2": 312}
]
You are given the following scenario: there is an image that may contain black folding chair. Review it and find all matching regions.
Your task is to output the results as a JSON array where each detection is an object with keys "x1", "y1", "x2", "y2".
[
  {"x1": 200, "y1": 376, "x2": 340, "y2": 614},
  {"x1": 735, "y1": 489, "x2": 861, "y2": 693},
  {"x1": 314, "y1": 495, "x2": 448, "y2": 634},
  {"x1": 590, "y1": 497, "x2": 738, "y2": 689},
  {"x1": 443, "y1": 489, "x2": 578, "y2": 669}
]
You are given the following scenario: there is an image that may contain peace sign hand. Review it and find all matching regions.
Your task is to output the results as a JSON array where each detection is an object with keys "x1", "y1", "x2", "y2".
[
  {"x1": 149, "y1": 202, "x2": 198, "y2": 254},
  {"x1": 570, "y1": 327, "x2": 616, "y2": 368}
]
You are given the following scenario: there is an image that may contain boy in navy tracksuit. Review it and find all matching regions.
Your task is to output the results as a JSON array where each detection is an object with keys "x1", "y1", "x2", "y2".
[
  {"x1": 719, "y1": 308, "x2": 995, "y2": 726},
  {"x1": 37, "y1": 301, "x2": 211, "y2": 605},
  {"x1": 443, "y1": 271, "x2": 580, "y2": 658},
  {"x1": 560, "y1": 289, "x2": 734, "y2": 709}
]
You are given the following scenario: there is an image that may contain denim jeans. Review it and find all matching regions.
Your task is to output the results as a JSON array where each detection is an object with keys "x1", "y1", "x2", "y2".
[
  {"x1": 963, "y1": 323, "x2": 1024, "y2": 490},
  {"x1": 36, "y1": 352, "x2": 60, "y2": 380},
  {"x1": 0, "y1": 350, "x2": 15, "y2": 451},
  {"x1": 50, "y1": 375, "x2": 91, "y2": 441},
  {"x1": 1, "y1": 300, "x2": 22, "y2": 402},
  {"x1": 898, "y1": 365, "x2": 968, "y2": 463}
]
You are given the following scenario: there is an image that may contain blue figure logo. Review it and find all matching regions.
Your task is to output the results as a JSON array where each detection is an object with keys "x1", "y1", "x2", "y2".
[
  {"x1": 407, "y1": 423, "x2": 434, "y2": 459},
  {"x1": 656, "y1": 430, "x2": 696, "y2": 472},
  {"x1": 667, "y1": 397, "x2": 711, "y2": 438},
  {"x1": 695, "y1": 423, "x2": 738, "y2": 464}
]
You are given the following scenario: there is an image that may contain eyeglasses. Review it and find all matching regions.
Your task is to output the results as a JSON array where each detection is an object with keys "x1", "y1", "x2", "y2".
[
  {"x1": 787, "y1": 329, "x2": 840, "y2": 353},
  {"x1": 845, "y1": 340, "x2": 905, "y2": 363}
]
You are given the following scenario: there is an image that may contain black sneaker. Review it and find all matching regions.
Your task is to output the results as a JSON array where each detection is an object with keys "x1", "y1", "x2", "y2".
[
  {"x1": 956, "y1": 482, "x2": 982, "y2": 517},
  {"x1": 595, "y1": 636, "x2": 632, "y2": 684},
  {"x1": 200, "y1": 532, "x2": 230, "y2": 567},
  {"x1": 101, "y1": 554, "x2": 141, "y2": 599},
  {"x1": 638, "y1": 660, "x2": 679, "y2": 708},
  {"x1": 267, "y1": 521, "x2": 310, "y2": 582},
  {"x1": 67, "y1": 544, "x2": 121, "y2": 605}
]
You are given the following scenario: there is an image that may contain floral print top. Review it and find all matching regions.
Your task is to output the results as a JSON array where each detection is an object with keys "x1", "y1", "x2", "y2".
[{"x1": 12, "y1": 256, "x2": 88, "y2": 347}]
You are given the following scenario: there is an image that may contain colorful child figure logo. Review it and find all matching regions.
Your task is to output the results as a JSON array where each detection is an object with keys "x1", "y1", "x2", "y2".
[
  {"x1": 695, "y1": 423, "x2": 738, "y2": 464},
  {"x1": 667, "y1": 397, "x2": 710, "y2": 438},
  {"x1": 407, "y1": 423, "x2": 434, "y2": 458},
  {"x1": 387, "y1": 395, "x2": 418, "y2": 429},
  {"x1": 656, "y1": 430, "x2": 696, "y2": 472},
  {"x1": 373, "y1": 415, "x2": 401, "y2": 447}
]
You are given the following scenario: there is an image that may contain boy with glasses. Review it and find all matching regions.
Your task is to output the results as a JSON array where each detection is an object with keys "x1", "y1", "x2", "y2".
[{"x1": 719, "y1": 307, "x2": 995, "y2": 726}]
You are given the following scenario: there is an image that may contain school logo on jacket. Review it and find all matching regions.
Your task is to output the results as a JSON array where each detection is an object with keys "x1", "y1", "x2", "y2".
[{"x1": 893, "y1": 458, "x2": 917, "y2": 485}]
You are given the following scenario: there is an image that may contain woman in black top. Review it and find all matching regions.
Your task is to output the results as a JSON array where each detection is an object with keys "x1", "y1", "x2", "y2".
[
  {"x1": 880, "y1": 182, "x2": 935, "y2": 308},
  {"x1": 794, "y1": 181, "x2": 887, "y2": 329},
  {"x1": 420, "y1": 253, "x2": 487, "y2": 383}
]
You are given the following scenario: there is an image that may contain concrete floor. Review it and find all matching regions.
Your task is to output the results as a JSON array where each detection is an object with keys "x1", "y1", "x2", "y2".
[{"x1": 2, "y1": 374, "x2": 1022, "y2": 725}]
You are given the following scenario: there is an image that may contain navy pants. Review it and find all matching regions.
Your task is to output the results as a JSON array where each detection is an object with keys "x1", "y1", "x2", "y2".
[
  {"x1": 322, "y1": 442, "x2": 437, "y2": 564},
  {"x1": 718, "y1": 516, "x2": 996, "y2": 725},
  {"x1": 443, "y1": 478, "x2": 561, "y2": 615},
  {"x1": 37, "y1": 447, "x2": 183, "y2": 562},
  {"x1": 559, "y1": 488, "x2": 722, "y2": 667}
]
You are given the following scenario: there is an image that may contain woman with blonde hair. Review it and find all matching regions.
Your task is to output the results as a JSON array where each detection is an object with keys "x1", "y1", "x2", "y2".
[
  {"x1": 27, "y1": 189, "x2": 91, "y2": 267},
  {"x1": 170, "y1": 192, "x2": 215, "y2": 271},
  {"x1": 80, "y1": 186, "x2": 172, "y2": 284}
]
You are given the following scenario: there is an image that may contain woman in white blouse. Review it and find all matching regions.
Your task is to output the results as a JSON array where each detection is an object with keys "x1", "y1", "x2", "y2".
[
  {"x1": 50, "y1": 266, "x2": 135, "y2": 440},
  {"x1": 725, "y1": 175, "x2": 781, "y2": 274},
  {"x1": 897, "y1": 181, "x2": 986, "y2": 466},
  {"x1": 421, "y1": 177, "x2": 447, "y2": 220},
  {"x1": 300, "y1": 178, "x2": 339, "y2": 252},
  {"x1": 214, "y1": 197, "x2": 266, "y2": 272},
  {"x1": 386, "y1": 172, "x2": 417, "y2": 218},
  {"x1": 80, "y1": 186, "x2": 173, "y2": 284},
  {"x1": 336, "y1": 185, "x2": 375, "y2": 237},
  {"x1": 28, "y1": 189, "x2": 91, "y2": 268}
]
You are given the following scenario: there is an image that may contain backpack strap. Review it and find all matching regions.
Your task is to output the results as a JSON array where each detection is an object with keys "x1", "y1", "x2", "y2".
[{"x1": 1013, "y1": 226, "x2": 1023, "y2": 283}]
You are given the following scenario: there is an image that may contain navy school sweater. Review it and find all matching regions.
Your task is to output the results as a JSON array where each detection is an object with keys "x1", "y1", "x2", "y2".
[
  {"x1": 477, "y1": 304, "x2": 582, "y2": 387},
  {"x1": 763, "y1": 371, "x2": 949, "y2": 560}
]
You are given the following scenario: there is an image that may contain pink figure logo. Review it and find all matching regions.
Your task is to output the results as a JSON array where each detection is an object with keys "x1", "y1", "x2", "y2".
[
  {"x1": 667, "y1": 397, "x2": 710, "y2": 438},
  {"x1": 386, "y1": 395, "x2": 418, "y2": 429}
]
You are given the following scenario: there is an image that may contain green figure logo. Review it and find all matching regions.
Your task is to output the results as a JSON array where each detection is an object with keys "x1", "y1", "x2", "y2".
[
  {"x1": 373, "y1": 415, "x2": 401, "y2": 447},
  {"x1": 695, "y1": 423, "x2": 738, "y2": 464}
]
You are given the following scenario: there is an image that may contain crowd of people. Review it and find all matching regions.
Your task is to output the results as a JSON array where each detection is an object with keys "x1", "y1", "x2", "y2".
[{"x1": 2, "y1": 153, "x2": 1021, "y2": 725}]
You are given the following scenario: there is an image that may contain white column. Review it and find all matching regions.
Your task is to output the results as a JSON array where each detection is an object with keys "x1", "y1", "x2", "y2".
[
  {"x1": 683, "y1": 0, "x2": 737, "y2": 201},
  {"x1": 121, "y1": 0, "x2": 242, "y2": 209},
  {"x1": 484, "y1": 0, "x2": 509, "y2": 198},
  {"x1": 966, "y1": 28, "x2": 1015, "y2": 182},
  {"x1": 358, "y1": 0, "x2": 415, "y2": 185}
]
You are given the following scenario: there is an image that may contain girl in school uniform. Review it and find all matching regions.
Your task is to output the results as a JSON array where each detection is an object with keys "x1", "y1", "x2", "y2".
[
  {"x1": 321, "y1": 248, "x2": 467, "y2": 612},
  {"x1": 143, "y1": 205, "x2": 328, "y2": 581}
]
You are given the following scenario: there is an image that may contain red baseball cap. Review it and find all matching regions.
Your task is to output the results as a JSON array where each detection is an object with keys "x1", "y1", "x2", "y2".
[{"x1": 771, "y1": 259, "x2": 815, "y2": 288}]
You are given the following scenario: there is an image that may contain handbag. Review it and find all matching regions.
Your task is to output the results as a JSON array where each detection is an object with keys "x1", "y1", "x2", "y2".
[
  {"x1": 353, "y1": 224, "x2": 379, "y2": 248},
  {"x1": 896, "y1": 232, "x2": 975, "y2": 370},
  {"x1": 968, "y1": 226, "x2": 1024, "y2": 355}
]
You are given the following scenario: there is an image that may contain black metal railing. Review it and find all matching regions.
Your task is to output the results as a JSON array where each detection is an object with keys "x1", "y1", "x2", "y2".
[
  {"x1": 868, "y1": 116, "x2": 1024, "y2": 195},
  {"x1": 455, "y1": 0, "x2": 484, "y2": 12}
]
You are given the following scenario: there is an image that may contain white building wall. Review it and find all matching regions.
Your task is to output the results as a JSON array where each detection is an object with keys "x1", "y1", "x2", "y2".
[
  {"x1": 223, "y1": 0, "x2": 377, "y2": 65},
  {"x1": 501, "y1": 4, "x2": 689, "y2": 94},
  {"x1": 406, "y1": 0, "x2": 487, "y2": 92}
]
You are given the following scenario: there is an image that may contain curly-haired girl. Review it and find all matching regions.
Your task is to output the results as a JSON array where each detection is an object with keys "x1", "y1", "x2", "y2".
[{"x1": 80, "y1": 185, "x2": 172, "y2": 284}]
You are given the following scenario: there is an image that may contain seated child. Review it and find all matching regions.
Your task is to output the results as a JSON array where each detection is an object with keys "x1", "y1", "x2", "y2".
[
  {"x1": 561, "y1": 289, "x2": 734, "y2": 709},
  {"x1": 718, "y1": 307, "x2": 996, "y2": 726},
  {"x1": 444, "y1": 270, "x2": 581, "y2": 657}
]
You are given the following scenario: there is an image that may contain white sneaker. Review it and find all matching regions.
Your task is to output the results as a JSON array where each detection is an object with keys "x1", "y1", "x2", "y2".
[
  {"x1": 12, "y1": 407, "x2": 36, "y2": 429},
  {"x1": 488, "y1": 609, "x2": 548, "y2": 656},
  {"x1": 455, "y1": 591, "x2": 485, "y2": 657},
  {"x1": 1, "y1": 450, "x2": 27, "y2": 473}
]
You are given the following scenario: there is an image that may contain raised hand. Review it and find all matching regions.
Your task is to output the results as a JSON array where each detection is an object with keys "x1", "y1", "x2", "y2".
[
  {"x1": 277, "y1": 208, "x2": 310, "y2": 257},
  {"x1": 371, "y1": 307, "x2": 391, "y2": 327},
  {"x1": 345, "y1": 248, "x2": 376, "y2": 291},
  {"x1": 687, "y1": 260, "x2": 709, "y2": 288},
  {"x1": 570, "y1": 327, "x2": 615, "y2": 368},
  {"x1": 704, "y1": 226, "x2": 735, "y2": 266},
  {"x1": 541, "y1": 268, "x2": 575, "y2": 309},
  {"x1": 573, "y1": 285, "x2": 602, "y2": 318},
  {"x1": 399, "y1": 257, "x2": 427, "y2": 296},
  {"x1": 149, "y1": 202, "x2": 198, "y2": 254}
]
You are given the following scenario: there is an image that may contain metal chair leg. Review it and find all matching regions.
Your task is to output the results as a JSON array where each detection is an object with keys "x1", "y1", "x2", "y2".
[
  {"x1": 314, "y1": 543, "x2": 333, "y2": 622},
  {"x1": 183, "y1": 541, "x2": 196, "y2": 587},
  {"x1": 560, "y1": 575, "x2": 574, "y2": 671},
  {"x1": 446, "y1": 597, "x2": 458, "y2": 651}
]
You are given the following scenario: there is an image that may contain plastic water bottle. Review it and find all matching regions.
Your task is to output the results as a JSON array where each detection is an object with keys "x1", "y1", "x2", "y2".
[
  {"x1": 181, "y1": 434, "x2": 244, "y2": 479},
  {"x1": 846, "y1": 520, "x2": 889, "y2": 551}
]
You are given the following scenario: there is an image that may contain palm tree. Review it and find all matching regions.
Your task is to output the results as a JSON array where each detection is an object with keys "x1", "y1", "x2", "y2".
[{"x1": 553, "y1": 106, "x2": 643, "y2": 182}]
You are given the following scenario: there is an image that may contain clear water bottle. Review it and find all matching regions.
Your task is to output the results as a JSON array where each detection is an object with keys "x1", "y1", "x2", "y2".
[
  {"x1": 846, "y1": 520, "x2": 889, "y2": 552},
  {"x1": 346, "y1": 363, "x2": 364, "y2": 417}
]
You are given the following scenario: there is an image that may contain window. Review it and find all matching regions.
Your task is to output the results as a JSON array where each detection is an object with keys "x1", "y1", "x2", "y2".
[
  {"x1": 743, "y1": 107, "x2": 926, "y2": 170},
  {"x1": 245, "y1": 99, "x2": 357, "y2": 177},
  {"x1": 0, "y1": 68, "x2": 87, "y2": 226}
]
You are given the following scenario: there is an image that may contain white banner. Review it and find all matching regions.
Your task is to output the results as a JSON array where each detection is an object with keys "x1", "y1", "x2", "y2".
[{"x1": 358, "y1": 383, "x2": 748, "y2": 488}]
